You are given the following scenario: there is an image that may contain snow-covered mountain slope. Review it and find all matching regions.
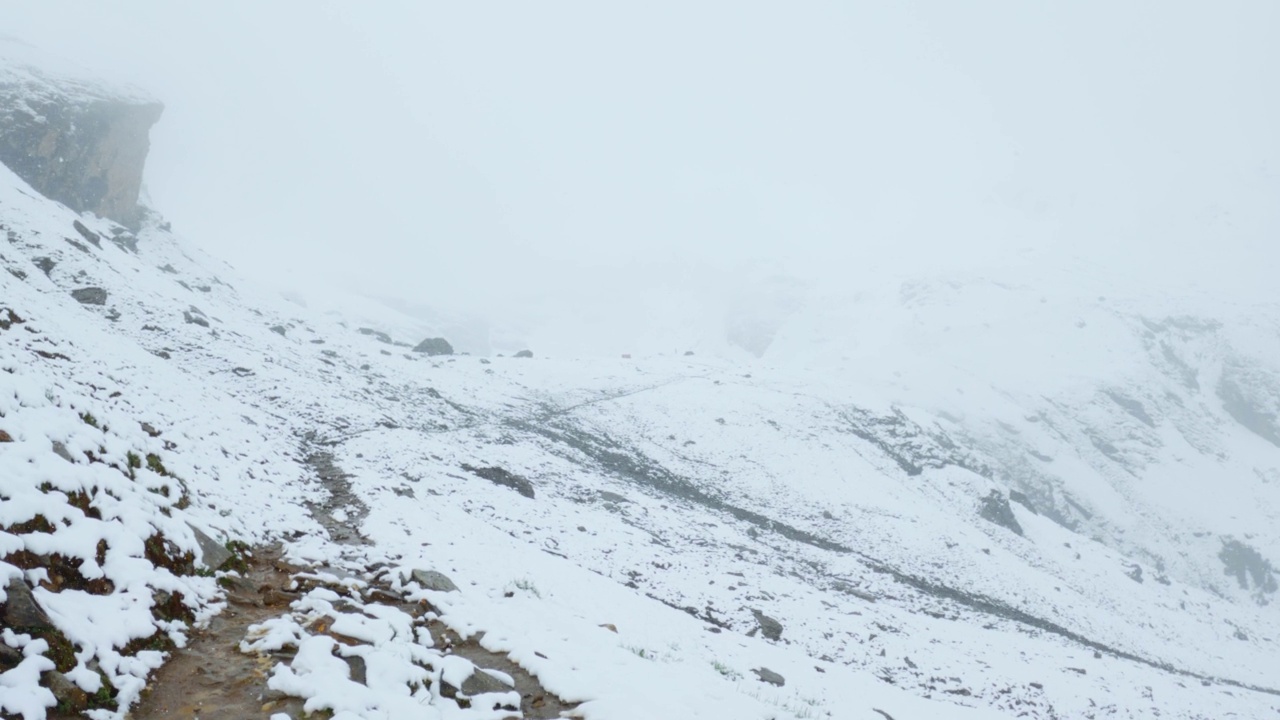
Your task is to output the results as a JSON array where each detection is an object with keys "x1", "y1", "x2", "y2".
[{"x1": 3, "y1": 106, "x2": 1280, "y2": 720}]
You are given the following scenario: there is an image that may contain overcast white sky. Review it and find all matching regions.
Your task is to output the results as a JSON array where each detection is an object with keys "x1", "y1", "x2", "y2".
[{"x1": 3, "y1": 2, "x2": 1278, "y2": 349}]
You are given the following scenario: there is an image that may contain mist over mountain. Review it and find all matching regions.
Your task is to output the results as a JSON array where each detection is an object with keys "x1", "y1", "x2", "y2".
[
  {"x1": 3, "y1": 2, "x2": 1278, "y2": 352},
  {"x1": 1, "y1": 5, "x2": 1279, "y2": 720}
]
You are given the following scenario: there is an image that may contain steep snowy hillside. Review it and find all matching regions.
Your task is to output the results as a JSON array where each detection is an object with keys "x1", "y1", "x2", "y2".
[{"x1": 3, "y1": 60, "x2": 1280, "y2": 720}]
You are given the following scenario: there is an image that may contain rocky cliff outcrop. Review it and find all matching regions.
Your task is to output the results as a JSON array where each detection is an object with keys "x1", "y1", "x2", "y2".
[{"x1": 0, "y1": 41, "x2": 161, "y2": 229}]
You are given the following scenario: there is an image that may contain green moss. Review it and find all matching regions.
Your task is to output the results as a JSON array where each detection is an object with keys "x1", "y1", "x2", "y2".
[
  {"x1": 151, "y1": 590, "x2": 195, "y2": 624},
  {"x1": 126, "y1": 451, "x2": 141, "y2": 478},
  {"x1": 87, "y1": 670, "x2": 117, "y2": 710},
  {"x1": 29, "y1": 626, "x2": 77, "y2": 673},
  {"x1": 66, "y1": 490, "x2": 102, "y2": 520},
  {"x1": 79, "y1": 411, "x2": 99, "y2": 428},
  {"x1": 145, "y1": 453, "x2": 169, "y2": 477},
  {"x1": 120, "y1": 629, "x2": 176, "y2": 655},
  {"x1": 143, "y1": 533, "x2": 196, "y2": 577},
  {"x1": 220, "y1": 540, "x2": 252, "y2": 574}
]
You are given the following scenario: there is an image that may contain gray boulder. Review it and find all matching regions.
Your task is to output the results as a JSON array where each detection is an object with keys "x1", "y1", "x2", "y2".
[
  {"x1": 342, "y1": 655, "x2": 368, "y2": 684},
  {"x1": 0, "y1": 640, "x2": 21, "y2": 670},
  {"x1": 187, "y1": 524, "x2": 233, "y2": 571},
  {"x1": 978, "y1": 490, "x2": 1024, "y2": 536},
  {"x1": 50, "y1": 440, "x2": 76, "y2": 463},
  {"x1": 751, "y1": 608, "x2": 783, "y2": 641},
  {"x1": 46, "y1": 671, "x2": 89, "y2": 713},
  {"x1": 71, "y1": 287, "x2": 107, "y2": 305},
  {"x1": 461, "y1": 668, "x2": 513, "y2": 695},
  {"x1": 752, "y1": 667, "x2": 785, "y2": 686},
  {"x1": 3, "y1": 577, "x2": 53, "y2": 630},
  {"x1": 72, "y1": 220, "x2": 101, "y2": 248},
  {"x1": 407, "y1": 569, "x2": 459, "y2": 593},
  {"x1": 413, "y1": 337, "x2": 453, "y2": 356}
]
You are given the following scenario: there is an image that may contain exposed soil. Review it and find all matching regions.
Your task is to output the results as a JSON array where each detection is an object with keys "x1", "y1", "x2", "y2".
[
  {"x1": 301, "y1": 431, "x2": 369, "y2": 546},
  {"x1": 129, "y1": 545, "x2": 305, "y2": 720}
]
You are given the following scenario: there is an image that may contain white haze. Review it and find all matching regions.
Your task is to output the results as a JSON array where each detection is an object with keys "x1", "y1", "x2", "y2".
[{"x1": 3, "y1": 1, "x2": 1278, "y2": 355}]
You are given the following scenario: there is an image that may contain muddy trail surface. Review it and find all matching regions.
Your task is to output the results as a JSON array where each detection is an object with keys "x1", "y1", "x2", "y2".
[
  {"x1": 301, "y1": 431, "x2": 370, "y2": 546},
  {"x1": 129, "y1": 545, "x2": 305, "y2": 719},
  {"x1": 127, "y1": 435, "x2": 577, "y2": 719}
]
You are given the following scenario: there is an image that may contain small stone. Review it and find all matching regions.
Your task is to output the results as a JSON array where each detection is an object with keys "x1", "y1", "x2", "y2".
[
  {"x1": 141, "y1": 422, "x2": 161, "y2": 437},
  {"x1": 111, "y1": 233, "x2": 139, "y2": 253},
  {"x1": 366, "y1": 588, "x2": 401, "y2": 604},
  {"x1": 751, "y1": 667, "x2": 785, "y2": 686},
  {"x1": 751, "y1": 609, "x2": 783, "y2": 641},
  {"x1": 183, "y1": 311, "x2": 209, "y2": 327},
  {"x1": 270, "y1": 325, "x2": 287, "y2": 336},
  {"x1": 51, "y1": 440, "x2": 75, "y2": 463},
  {"x1": 46, "y1": 671, "x2": 89, "y2": 713},
  {"x1": 0, "y1": 308, "x2": 24, "y2": 329},
  {"x1": 513, "y1": 349, "x2": 533, "y2": 358},
  {"x1": 831, "y1": 582, "x2": 877, "y2": 602},
  {"x1": 3, "y1": 577, "x2": 54, "y2": 630},
  {"x1": 0, "y1": 430, "x2": 12, "y2": 442},
  {"x1": 0, "y1": 641, "x2": 22, "y2": 670},
  {"x1": 599, "y1": 623, "x2": 618, "y2": 633},
  {"x1": 461, "y1": 464, "x2": 535, "y2": 499},
  {"x1": 261, "y1": 588, "x2": 297, "y2": 607},
  {"x1": 343, "y1": 655, "x2": 368, "y2": 684},
  {"x1": 358, "y1": 328, "x2": 392, "y2": 344},
  {"x1": 460, "y1": 668, "x2": 512, "y2": 695},
  {"x1": 72, "y1": 220, "x2": 101, "y2": 248},
  {"x1": 71, "y1": 287, "x2": 107, "y2": 306},
  {"x1": 187, "y1": 524, "x2": 234, "y2": 571},
  {"x1": 408, "y1": 569, "x2": 458, "y2": 593}
]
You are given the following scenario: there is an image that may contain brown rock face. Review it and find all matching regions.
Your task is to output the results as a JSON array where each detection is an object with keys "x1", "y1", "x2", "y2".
[{"x1": 0, "y1": 59, "x2": 162, "y2": 229}]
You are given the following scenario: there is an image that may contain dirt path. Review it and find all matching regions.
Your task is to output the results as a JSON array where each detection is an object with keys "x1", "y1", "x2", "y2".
[
  {"x1": 127, "y1": 435, "x2": 577, "y2": 719},
  {"x1": 128, "y1": 546, "x2": 306, "y2": 719},
  {"x1": 301, "y1": 431, "x2": 370, "y2": 547}
]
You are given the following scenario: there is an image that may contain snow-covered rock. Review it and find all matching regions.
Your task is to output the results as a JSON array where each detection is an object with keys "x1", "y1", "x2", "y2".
[{"x1": 0, "y1": 37, "x2": 161, "y2": 229}]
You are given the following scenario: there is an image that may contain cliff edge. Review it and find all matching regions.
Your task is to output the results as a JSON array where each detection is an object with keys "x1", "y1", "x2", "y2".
[{"x1": 0, "y1": 39, "x2": 162, "y2": 229}]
